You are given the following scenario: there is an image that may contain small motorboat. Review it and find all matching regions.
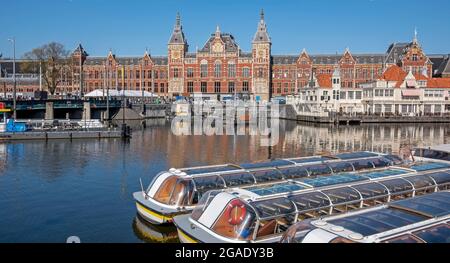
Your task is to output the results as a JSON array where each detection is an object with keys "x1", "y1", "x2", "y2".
[
  {"x1": 133, "y1": 151, "x2": 402, "y2": 225},
  {"x1": 280, "y1": 191, "x2": 450, "y2": 243},
  {"x1": 172, "y1": 161, "x2": 450, "y2": 243}
]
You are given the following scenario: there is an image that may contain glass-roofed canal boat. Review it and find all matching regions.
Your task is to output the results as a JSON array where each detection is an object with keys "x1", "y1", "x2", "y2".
[
  {"x1": 133, "y1": 151, "x2": 403, "y2": 224},
  {"x1": 172, "y1": 161, "x2": 450, "y2": 243},
  {"x1": 280, "y1": 191, "x2": 450, "y2": 243}
]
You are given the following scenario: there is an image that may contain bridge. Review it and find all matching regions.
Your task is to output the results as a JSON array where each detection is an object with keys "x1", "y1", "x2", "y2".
[
  {"x1": 0, "y1": 99, "x2": 170, "y2": 120},
  {"x1": 0, "y1": 99, "x2": 123, "y2": 120}
]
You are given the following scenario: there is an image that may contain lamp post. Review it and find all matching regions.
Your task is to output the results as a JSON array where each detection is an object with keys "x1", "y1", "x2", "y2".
[{"x1": 7, "y1": 38, "x2": 16, "y2": 119}]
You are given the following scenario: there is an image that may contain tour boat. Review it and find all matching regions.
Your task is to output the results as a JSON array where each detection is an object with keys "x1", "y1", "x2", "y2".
[
  {"x1": 413, "y1": 144, "x2": 450, "y2": 163},
  {"x1": 280, "y1": 191, "x2": 450, "y2": 243},
  {"x1": 172, "y1": 162, "x2": 450, "y2": 243},
  {"x1": 133, "y1": 151, "x2": 403, "y2": 225}
]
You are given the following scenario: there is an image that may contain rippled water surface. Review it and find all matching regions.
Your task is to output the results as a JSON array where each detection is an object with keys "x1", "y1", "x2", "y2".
[{"x1": 0, "y1": 120, "x2": 449, "y2": 242}]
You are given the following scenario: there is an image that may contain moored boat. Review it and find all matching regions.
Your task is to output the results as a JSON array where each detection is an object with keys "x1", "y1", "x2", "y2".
[
  {"x1": 172, "y1": 161, "x2": 450, "y2": 243},
  {"x1": 280, "y1": 191, "x2": 450, "y2": 243},
  {"x1": 134, "y1": 151, "x2": 402, "y2": 224}
]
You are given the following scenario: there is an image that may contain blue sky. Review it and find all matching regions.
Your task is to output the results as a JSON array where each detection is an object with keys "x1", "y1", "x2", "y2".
[{"x1": 1, "y1": 0, "x2": 449, "y2": 58}]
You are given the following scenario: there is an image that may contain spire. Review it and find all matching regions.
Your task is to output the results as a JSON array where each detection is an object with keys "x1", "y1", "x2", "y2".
[
  {"x1": 215, "y1": 25, "x2": 221, "y2": 38},
  {"x1": 413, "y1": 27, "x2": 418, "y2": 44},
  {"x1": 176, "y1": 12, "x2": 181, "y2": 28},
  {"x1": 253, "y1": 9, "x2": 271, "y2": 43},
  {"x1": 169, "y1": 12, "x2": 186, "y2": 45}
]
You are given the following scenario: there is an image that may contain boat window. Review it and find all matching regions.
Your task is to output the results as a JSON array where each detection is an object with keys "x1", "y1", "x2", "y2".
[
  {"x1": 389, "y1": 192, "x2": 450, "y2": 218},
  {"x1": 403, "y1": 175, "x2": 436, "y2": 191},
  {"x1": 329, "y1": 207, "x2": 426, "y2": 236},
  {"x1": 181, "y1": 165, "x2": 241, "y2": 175},
  {"x1": 335, "y1": 151, "x2": 378, "y2": 160},
  {"x1": 240, "y1": 160, "x2": 293, "y2": 170},
  {"x1": 168, "y1": 179, "x2": 195, "y2": 206},
  {"x1": 278, "y1": 166, "x2": 309, "y2": 180},
  {"x1": 408, "y1": 162, "x2": 450, "y2": 172},
  {"x1": 415, "y1": 149, "x2": 450, "y2": 162},
  {"x1": 192, "y1": 175, "x2": 226, "y2": 196},
  {"x1": 279, "y1": 220, "x2": 315, "y2": 243},
  {"x1": 352, "y1": 182, "x2": 389, "y2": 198},
  {"x1": 359, "y1": 168, "x2": 408, "y2": 179},
  {"x1": 289, "y1": 191, "x2": 331, "y2": 211},
  {"x1": 251, "y1": 198, "x2": 297, "y2": 239},
  {"x1": 427, "y1": 171, "x2": 450, "y2": 190},
  {"x1": 251, "y1": 169, "x2": 284, "y2": 183},
  {"x1": 246, "y1": 182, "x2": 306, "y2": 197},
  {"x1": 220, "y1": 172, "x2": 255, "y2": 187},
  {"x1": 298, "y1": 174, "x2": 366, "y2": 188},
  {"x1": 288, "y1": 156, "x2": 334, "y2": 164},
  {"x1": 322, "y1": 187, "x2": 361, "y2": 205},
  {"x1": 303, "y1": 164, "x2": 332, "y2": 177},
  {"x1": 327, "y1": 162, "x2": 354, "y2": 173},
  {"x1": 191, "y1": 190, "x2": 221, "y2": 221},
  {"x1": 211, "y1": 199, "x2": 257, "y2": 241},
  {"x1": 350, "y1": 159, "x2": 375, "y2": 170},
  {"x1": 383, "y1": 234, "x2": 424, "y2": 243},
  {"x1": 250, "y1": 197, "x2": 296, "y2": 219},
  {"x1": 379, "y1": 178, "x2": 414, "y2": 194},
  {"x1": 153, "y1": 175, "x2": 178, "y2": 204},
  {"x1": 371, "y1": 157, "x2": 391, "y2": 168},
  {"x1": 383, "y1": 155, "x2": 404, "y2": 165},
  {"x1": 412, "y1": 224, "x2": 450, "y2": 243}
]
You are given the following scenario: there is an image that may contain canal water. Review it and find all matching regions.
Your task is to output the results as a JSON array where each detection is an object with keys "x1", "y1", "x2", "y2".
[{"x1": 0, "y1": 120, "x2": 449, "y2": 243}]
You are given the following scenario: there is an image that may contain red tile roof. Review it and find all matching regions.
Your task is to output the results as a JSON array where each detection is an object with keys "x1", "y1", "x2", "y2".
[
  {"x1": 427, "y1": 78, "x2": 450, "y2": 88},
  {"x1": 382, "y1": 65, "x2": 407, "y2": 82},
  {"x1": 382, "y1": 65, "x2": 433, "y2": 88}
]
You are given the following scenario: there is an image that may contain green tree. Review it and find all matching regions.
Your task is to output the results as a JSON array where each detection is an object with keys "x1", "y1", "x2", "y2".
[{"x1": 22, "y1": 42, "x2": 70, "y2": 95}]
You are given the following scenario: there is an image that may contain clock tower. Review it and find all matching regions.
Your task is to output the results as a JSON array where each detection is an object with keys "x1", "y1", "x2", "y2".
[
  {"x1": 168, "y1": 13, "x2": 188, "y2": 97},
  {"x1": 252, "y1": 9, "x2": 271, "y2": 101}
]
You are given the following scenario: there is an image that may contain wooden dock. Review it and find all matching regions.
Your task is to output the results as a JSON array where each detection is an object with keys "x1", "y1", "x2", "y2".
[{"x1": 0, "y1": 129, "x2": 123, "y2": 141}]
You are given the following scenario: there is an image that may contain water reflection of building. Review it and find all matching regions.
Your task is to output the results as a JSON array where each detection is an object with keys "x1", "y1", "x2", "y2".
[
  {"x1": 276, "y1": 122, "x2": 449, "y2": 156},
  {"x1": 164, "y1": 120, "x2": 450, "y2": 168},
  {"x1": 0, "y1": 144, "x2": 6, "y2": 172}
]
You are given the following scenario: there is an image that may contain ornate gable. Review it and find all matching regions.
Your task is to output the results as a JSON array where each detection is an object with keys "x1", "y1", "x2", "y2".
[
  {"x1": 339, "y1": 48, "x2": 355, "y2": 65},
  {"x1": 297, "y1": 49, "x2": 312, "y2": 65}
]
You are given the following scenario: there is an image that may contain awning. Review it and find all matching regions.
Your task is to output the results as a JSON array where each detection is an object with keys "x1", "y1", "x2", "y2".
[{"x1": 402, "y1": 89, "x2": 421, "y2": 97}]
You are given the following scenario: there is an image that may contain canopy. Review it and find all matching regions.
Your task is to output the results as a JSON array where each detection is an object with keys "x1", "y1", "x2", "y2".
[
  {"x1": 402, "y1": 89, "x2": 421, "y2": 97},
  {"x1": 84, "y1": 89, "x2": 159, "y2": 98}
]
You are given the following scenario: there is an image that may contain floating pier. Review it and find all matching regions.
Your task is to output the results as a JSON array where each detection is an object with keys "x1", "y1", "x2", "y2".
[{"x1": 0, "y1": 129, "x2": 122, "y2": 141}]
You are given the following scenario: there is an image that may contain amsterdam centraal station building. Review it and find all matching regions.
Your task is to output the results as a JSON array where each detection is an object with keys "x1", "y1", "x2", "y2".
[{"x1": 1, "y1": 10, "x2": 450, "y2": 102}]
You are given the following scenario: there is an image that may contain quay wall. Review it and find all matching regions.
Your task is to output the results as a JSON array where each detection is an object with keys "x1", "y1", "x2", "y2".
[
  {"x1": 279, "y1": 105, "x2": 450, "y2": 124},
  {"x1": 0, "y1": 130, "x2": 122, "y2": 141}
]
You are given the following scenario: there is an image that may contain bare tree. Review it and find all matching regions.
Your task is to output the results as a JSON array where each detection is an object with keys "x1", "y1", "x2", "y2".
[{"x1": 22, "y1": 42, "x2": 70, "y2": 95}]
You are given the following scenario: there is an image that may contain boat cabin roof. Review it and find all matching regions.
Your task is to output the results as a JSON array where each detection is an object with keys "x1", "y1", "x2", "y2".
[
  {"x1": 205, "y1": 167, "x2": 450, "y2": 221},
  {"x1": 305, "y1": 191, "x2": 450, "y2": 243},
  {"x1": 422, "y1": 144, "x2": 450, "y2": 153},
  {"x1": 171, "y1": 151, "x2": 396, "y2": 178}
]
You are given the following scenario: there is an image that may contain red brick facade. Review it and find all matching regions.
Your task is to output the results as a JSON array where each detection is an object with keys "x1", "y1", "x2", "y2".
[{"x1": 0, "y1": 11, "x2": 445, "y2": 100}]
